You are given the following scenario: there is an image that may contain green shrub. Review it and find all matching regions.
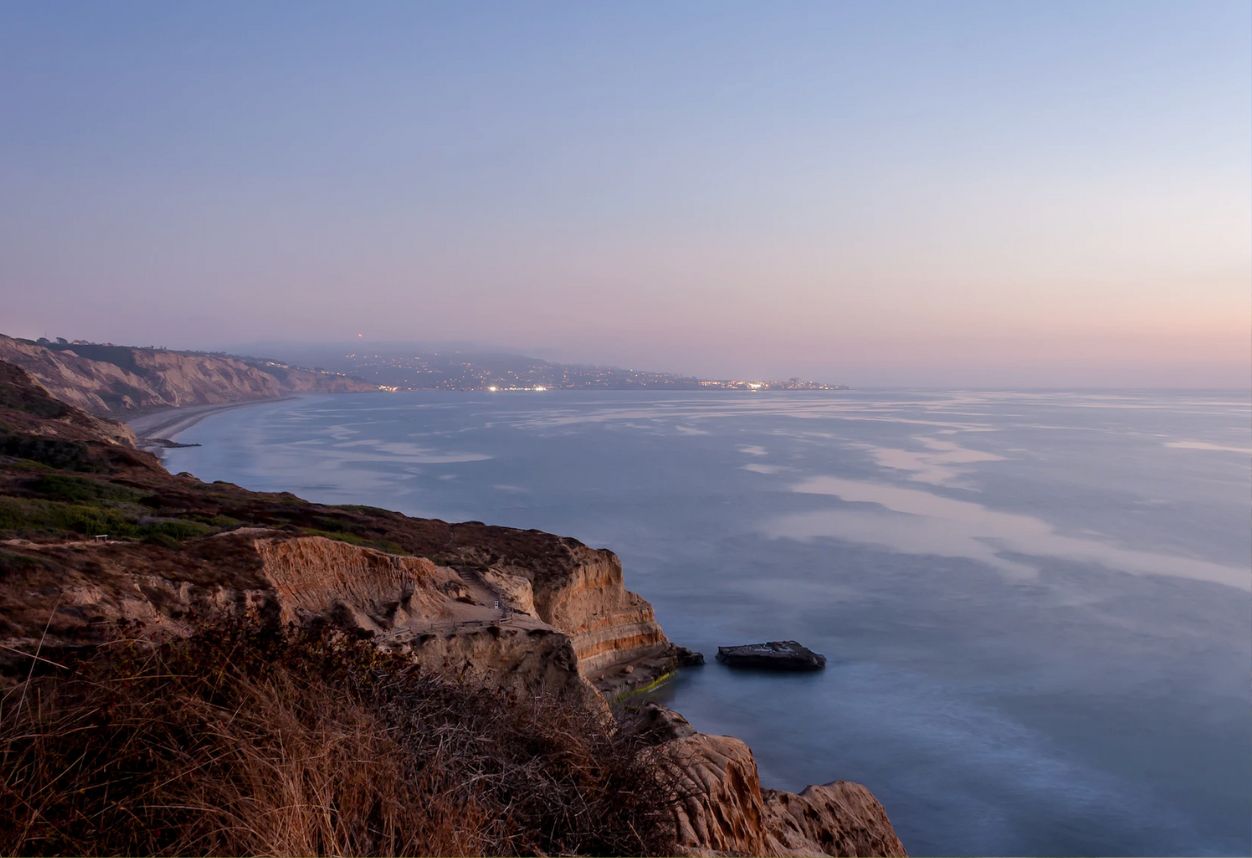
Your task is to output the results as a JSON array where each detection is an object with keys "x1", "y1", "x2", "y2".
[
  {"x1": 0, "y1": 497, "x2": 217, "y2": 543},
  {"x1": 0, "y1": 433, "x2": 100, "y2": 472},
  {"x1": 138, "y1": 519, "x2": 215, "y2": 541},
  {"x1": 24, "y1": 474, "x2": 144, "y2": 504},
  {"x1": 0, "y1": 496, "x2": 133, "y2": 538}
]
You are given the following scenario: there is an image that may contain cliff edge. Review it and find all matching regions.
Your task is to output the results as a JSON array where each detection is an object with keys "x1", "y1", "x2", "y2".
[{"x1": 0, "y1": 359, "x2": 905, "y2": 856}]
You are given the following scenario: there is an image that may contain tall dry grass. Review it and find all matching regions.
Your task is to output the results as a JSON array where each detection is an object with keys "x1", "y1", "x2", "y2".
[{"x1": 0, "y1": 625, "x2": 678, "y2": 856}]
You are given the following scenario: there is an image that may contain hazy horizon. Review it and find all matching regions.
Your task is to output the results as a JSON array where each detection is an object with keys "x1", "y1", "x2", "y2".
[{"x1": 2, "y1": 1, "x2": 1249, "y2": 388}]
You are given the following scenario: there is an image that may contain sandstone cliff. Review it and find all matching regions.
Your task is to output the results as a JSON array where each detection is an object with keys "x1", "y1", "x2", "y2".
[
  {"x1": 0, "y1": 360, "x2": 905, "y2": 856},
  {"x1": 0, "y1": 531, "x2": 603, "y2": 709},
  {"x1": 642, "y1": 705, "x2": 906, "y2": 856},
  {"x1": 393, "y1": 525, "x2": 679, "y2": 694},
  {"x1": 0, "y1": 333, "x2": 373, "y2": 415}
]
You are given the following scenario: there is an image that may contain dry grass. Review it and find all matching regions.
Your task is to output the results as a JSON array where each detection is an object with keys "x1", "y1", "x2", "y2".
[{"x1": 0, "y1": 625, "x2": 678, "y2": 856}]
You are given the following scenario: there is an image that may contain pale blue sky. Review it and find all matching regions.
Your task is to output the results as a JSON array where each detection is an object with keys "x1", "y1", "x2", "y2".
[{"x1": 2, "y1": 1, "x2": 1248, "y2": 386}]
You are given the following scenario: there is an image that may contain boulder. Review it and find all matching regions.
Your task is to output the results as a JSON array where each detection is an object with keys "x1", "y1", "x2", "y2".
[
  {"x1": 716, "y1": 640, "x2": 826, "y2": 671},
  {"x1": 674, "y1": 644, "x2": 705, "y2": 666}
]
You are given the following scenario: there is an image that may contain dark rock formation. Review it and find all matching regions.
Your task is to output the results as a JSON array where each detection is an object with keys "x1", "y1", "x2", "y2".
[
  {"x1": 717, "y1": 640, "x2": 827, "y2": 670},
  {"x1": 674, "y1": 644, "x2": 705, "y2": 666}
]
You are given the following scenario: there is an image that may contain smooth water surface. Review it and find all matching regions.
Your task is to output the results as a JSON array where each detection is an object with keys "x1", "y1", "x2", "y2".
[{"x1": 161, "y1": 390, "x2": 1252, "y2": 856}]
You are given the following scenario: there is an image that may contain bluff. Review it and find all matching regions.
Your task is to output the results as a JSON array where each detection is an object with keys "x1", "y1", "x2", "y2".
[
  {"x1": 0, "y1": 360, "x2": 905, "y2": 856},
  {"x1": 0, "y1": 334, "x2": 374, "y2": 415}
]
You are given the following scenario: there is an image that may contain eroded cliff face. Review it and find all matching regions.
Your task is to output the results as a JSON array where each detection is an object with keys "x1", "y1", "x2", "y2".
[
  {"x1": 3, "y1": 531, "x2": 906, "y2": 855},
  {"x1": 256, "y1": 535, "x2": 470, "y2": 629},
  {"x1": 0, "y1": 334, "x2": 372, "y2": 415},
  {"x1": 466, "y1": 544, "x2": 673, "y2": 692},
  {"x1": 643, "y1": 705, "x2": 907, "y2": 857},
  {"x1": 1, "y1": 532, "x2": 602, "y2": 708},
  {"x1": 254, "y1": 535, "x2": 601, "y2": 707},
  {"x1": 0, "y1": 360, "x2": 906, "y2": 856}
]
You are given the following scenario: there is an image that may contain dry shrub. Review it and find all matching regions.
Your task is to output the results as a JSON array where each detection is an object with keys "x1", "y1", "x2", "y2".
[{"x1": 0, "y1": 624, "x2": 678, "y2": 856}]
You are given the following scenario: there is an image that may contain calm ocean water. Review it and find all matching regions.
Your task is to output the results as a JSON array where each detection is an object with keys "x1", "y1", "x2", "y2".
[{"x1": 161, "y1": 390, "x2": 1251, "y2": 856}]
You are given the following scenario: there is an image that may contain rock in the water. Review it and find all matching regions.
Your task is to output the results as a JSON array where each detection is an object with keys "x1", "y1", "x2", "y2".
[
  {"x1": 674, "y1": 644, "x2": 705, "y2": 666},
  {"x1": 716, "y1": 640, "x2": 826, "y2": 671}
]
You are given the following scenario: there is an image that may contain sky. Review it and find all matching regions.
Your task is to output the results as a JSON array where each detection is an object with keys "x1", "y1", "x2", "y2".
[{"x1": 1, "y1": 1, "x2": 1249, "y2": 387}]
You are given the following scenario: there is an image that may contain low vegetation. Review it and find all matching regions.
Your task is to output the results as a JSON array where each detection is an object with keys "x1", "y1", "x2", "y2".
[
  {"x1": 0, "y1": 624, "x2": 680, "y2": 857},
  {"x1": 0, "y1": 495, "x2": 217, "y2": 544},
  {"x1": 0, "y1": 435, "x2": 103, "y2": 472},
  {"x1": 0, "y1": 469, "x2": 420, "y2": 553},
  {"x1": 23, "y1": 473, "x2": 145, "y2": 504}
]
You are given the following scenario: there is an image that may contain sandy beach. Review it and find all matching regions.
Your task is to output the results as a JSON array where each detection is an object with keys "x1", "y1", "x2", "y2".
[{"x1": 126, "y1": 397, "x2": 294, "y2": 452}]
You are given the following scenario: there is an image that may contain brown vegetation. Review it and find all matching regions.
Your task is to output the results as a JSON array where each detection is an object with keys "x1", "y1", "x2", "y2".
[{"x1": 0, "y1": 624, "x2": 679, "y2": 857}]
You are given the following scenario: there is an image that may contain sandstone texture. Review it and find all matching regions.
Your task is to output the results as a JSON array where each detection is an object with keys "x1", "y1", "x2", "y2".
[
  {"x1": 0, "y1": 359, "x2": 905, "y2": 856},
  {"x1": 642, "y1": 704, "x2": 905, "y2": 856}
]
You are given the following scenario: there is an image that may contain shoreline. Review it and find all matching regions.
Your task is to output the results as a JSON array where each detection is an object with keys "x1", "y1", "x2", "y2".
[{"x1": 126, "y1": 397, "x2": 295, "y2": 452}]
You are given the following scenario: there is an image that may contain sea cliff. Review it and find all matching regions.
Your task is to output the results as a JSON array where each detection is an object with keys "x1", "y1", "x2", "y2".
[
  {"x1": 0, "y1": 334, "x2": 373, "y2": 415},
  {"x1": 0, "y1": 358, "x2": 905, "y2": 856}
]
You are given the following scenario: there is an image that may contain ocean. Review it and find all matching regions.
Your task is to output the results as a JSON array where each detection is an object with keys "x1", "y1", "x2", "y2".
[{"x1": 159, "y1": 389, "x2": 1252, "y2": 856}]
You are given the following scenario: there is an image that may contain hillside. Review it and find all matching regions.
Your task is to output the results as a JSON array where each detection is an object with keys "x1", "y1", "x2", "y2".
[
  {"x1": 0, "y1": 335, "x2": 375, "y2": 415},
  {"x1": 0, "y1": 359, "x2": 904, "y2": 856},
  {"x1": 254, "y1": 342, "x2": 844, "y2": 391}
]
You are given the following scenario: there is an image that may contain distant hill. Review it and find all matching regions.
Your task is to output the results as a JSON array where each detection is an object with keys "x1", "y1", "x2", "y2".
[
  {"x1": 251, "y1": 342, "x2": 845, "y2": 392},
  {"x1": 0, "y1": 335, "x2": 374, "y2": 415}
]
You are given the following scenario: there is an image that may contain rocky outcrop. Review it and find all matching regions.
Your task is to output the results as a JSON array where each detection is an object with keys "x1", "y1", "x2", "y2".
[
  {"x1": 256, "y1": 535, "x2": 470, "y2": 629},
  {"x1": 718, "y1": 640, "x2": 827, "y2": 671},
  {"x1": 1, "y1": 531, "x2": 602, "y2": 708},
  {"x1": 375, "y1": 522, "x2": 689, "y2": 697},
  {"x1": 643, "y1": 705, "x2": 905, "y2": 857},
  {"x1": 480, "y1": 543, "x2": 675, "y2": 691},
  {"x1": 0, "y1": 334, "x2": 373, "y2": 415},
  {"x1": 254, "y1": 535, "x2": 601, "y2": 707},
  {"x1": 763, "y1": 783, "x2": 906, "y2": 857}
]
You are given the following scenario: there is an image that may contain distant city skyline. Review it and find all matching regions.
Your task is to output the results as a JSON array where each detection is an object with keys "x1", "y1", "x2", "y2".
[{"x1": 2, "y1": 1, "x2": 1248, "y2": 388}]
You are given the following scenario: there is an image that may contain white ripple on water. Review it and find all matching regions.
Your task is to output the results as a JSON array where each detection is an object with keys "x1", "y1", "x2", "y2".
[
  {"x1": 334, "y1": 438, "x2": 492, "y2": 462},
  {"x1": 1164, "y1": 440, "x2": 1252, "y2": 455},
  {"x1": 764, "y1": 476, "x2": 1251, "y2": 591},
  {"x1": 741, "y1": 463, "x2": 787, "y2": 475},
  {"x1": 855, "y1": 437, "x2": 1005, "y2": 487}
]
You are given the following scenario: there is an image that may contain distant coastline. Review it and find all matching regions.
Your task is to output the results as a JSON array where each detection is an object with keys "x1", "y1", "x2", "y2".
[{"x1": 127, "y1": 397, "x2": 294, "y2": 452}]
